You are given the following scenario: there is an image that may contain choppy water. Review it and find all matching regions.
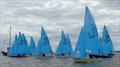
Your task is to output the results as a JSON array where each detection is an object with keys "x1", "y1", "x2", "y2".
[{"x1": 0, "y1": 52, "x2": 120, "y2": 67}]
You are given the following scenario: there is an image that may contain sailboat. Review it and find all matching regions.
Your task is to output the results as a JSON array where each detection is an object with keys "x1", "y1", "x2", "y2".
[
  {"x1": 29, "y1": 36, "x2": 36, "y2": 55},
  {"x1": 92, "y1": 36, "x2": 113, "y2": 58},
  {"x1": 66, "y1": 34, "x2": 73, "y2": 56},
  {"x1": 79, "y1": 6, "x2": 114, "y2": 58},
  {"x1": 83, "y1": 6, "x2": 102, "y2": 58},
  {"x1": 17, "y1": 32, "x2": 25, "y2": 56},
  {"x1": 73, "y1": 27, "x2": 94, "y2": 63},
  {"x1": 101, "y1": 26, "x2": 114, "y2": 57},
  {"x1": 36, "y1": 27, "x2": 53, "y2": 57},
  {"x1": 1, "y1": 25, "x2": 12, "y2": 56},
  {"x1": 21, "y1": 33, "x2": 29, "y2": 55},
  {"x1": 16, "y1": 32, "x2": 27, "y2": 57},
  {"x1": 1, "y1": 24, "x2": 29, "y2": 57},
  {"x1": 55, "y1": 31, "x2": 73, "y2": 57}
]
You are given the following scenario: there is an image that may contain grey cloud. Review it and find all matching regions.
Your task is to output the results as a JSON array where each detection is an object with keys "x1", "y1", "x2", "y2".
[
  {"x1": 98, "y1": 0, "x2": 120, "y2": 10},
  {"x1": 0, "y1": 0, "x2": 120, "y2": 51}
]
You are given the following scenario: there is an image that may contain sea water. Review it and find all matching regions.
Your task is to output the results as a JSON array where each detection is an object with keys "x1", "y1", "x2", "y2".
[{"x1": 0, "y1": 52, "x2": 120, "y2": 67}]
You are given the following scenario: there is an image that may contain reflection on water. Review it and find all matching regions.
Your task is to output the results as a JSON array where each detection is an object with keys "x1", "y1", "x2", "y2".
[{"x1": 0, "y1": 52, "x2": 120, "y2": 67}]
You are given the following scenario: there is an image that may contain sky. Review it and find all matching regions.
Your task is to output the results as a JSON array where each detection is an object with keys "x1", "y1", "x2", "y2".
[{"x1": 0, "y1": 0, "x2": 120, "y2": 51}]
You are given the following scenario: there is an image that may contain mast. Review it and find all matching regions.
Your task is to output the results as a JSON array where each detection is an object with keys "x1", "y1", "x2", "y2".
[{"x1": 9, "y1": 25, "x2": 11, "y2": 47}]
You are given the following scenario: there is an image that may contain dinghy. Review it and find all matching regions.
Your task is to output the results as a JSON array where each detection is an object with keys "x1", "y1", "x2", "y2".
[
  {"x1": 36, "y1": 27, "x2": 53, "y2": 58},
  {"x1": 101, "y1": 26, "x2": 114, "y2": 57},
  {"x1": 89, "y1": 36, "x2": 114, "y2": 58},
  {"x1": 16, "y1": 32, "x2": 27, "y2": 57},
  {"x1": 55, "y1": 31, "x2": 73, "y2": 57},
  {"x1": 66, "y1": 34, "x2": 73, "y2": 56},
  {"x1": 1, "y1": 25, "x2": 11, "y2": 56},
  {"x1": 21, "y1": 33, "x2": 29, "y2": 56},
  {"x1": 83, "y1": 6, "x2": 114, "y2": 58},
  {"x1": 29, "y1": 36, "x2": 36, "y2": 55},
  {"x1": 8, "y1": 34, "x2": 21, "y2": 57},
  {"x1": 83, "y1": 6, "x2": 101, "y2": 58},
  {"x1": 73, "y1": 27, "x2": 94, "y2": 63}
]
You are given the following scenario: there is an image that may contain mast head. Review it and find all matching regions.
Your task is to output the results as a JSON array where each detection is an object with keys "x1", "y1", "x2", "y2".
[
  {"x1": 30, "y1": 36, "x2": 34, "y2": 42},
  {"x1": 85, "y1": 6, "x2": 89, "y2": 10},
  {"x1": 41, "y1": 25, "x2": 45, "y2": 31},
  {"x1": 41, "y1": 26, "x2": 46, "y2": 33},
  {"x1": 14, "y1": 34, "x2": 18, "y2": 40},
  {"x1": 61, "y1": 30, "x2": 66, "y2": 38},
  {"x1": 104, "y1": 25, "x2": 107, "y2": 31},
  {"x1": 103, "y1": 25, "x2": 109, "y2": 35},
  {"x1": 41, "y1": 26, "x2": 47, "y2": 37},
  {"x1": 85, "y1": 6, "x2": 91, "y2": 14},
  {"x1": 61, "y1": 30, "x2": 64, "y2": 34},
  {"x1": 18, "y1": 32, "x2": 22, "y2": 36}
]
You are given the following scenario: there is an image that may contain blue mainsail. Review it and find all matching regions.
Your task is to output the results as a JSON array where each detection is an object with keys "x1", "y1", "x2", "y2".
[
  {"x1": 8, "y1": 32, "x2": 27, "y2": 56},
  {"x1": 8, "y1": 34, "x2": 19, "y2": 56},
  {"x1": 66, "y1": 34, "x2": 73, "y2": 55},
  {"x1": 102, "y1": 26, "x2": 114, "y2": 54},
  {"x1": 56, "y1": 31, "x2": 66, "y2": 56},
  {"x1": 36, "y1": 27, "x2": 53, "y2": 56},
  {"x1": 56, "y1": 31, "x2": 72, "y2": 56},
  {"x1": 73, "y1": 27, "x2": 88, "y2": 58},
  {"x1": 29, "y1": 36, "x2": 36, "y2": 55},
  {"x1": 98, "y1": 37, "x2": 104, "y2": 55},
  {"x1": 17, "y1": 32, "x2": 26, "y2": 55},
  {"x1": 83, "y1": 6, "x2": 100, "y2": 55},
  {"x1": 17, "y1": 32, "x2": 24, "y2": 55},
  {"x1": 21, "y1": 33, "x2": 29, "y2": 55}
]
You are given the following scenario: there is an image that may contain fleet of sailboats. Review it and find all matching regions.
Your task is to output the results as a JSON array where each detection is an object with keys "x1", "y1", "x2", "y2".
[
  {"x1": 72, "y1": 6, "x2": 114, "y2": 62},
  {"x1": 1, "y1": 6, "x2": 115, "y2": 62},
  {"x1": 7, "y1": 32, "x2": 29, "y2": 57}
]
